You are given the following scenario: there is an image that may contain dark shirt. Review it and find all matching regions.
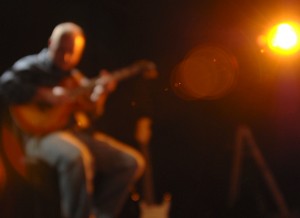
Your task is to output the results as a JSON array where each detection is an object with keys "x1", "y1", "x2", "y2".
[{"x1": 0, "y1": 49, "x2": 71, "y2": 105}]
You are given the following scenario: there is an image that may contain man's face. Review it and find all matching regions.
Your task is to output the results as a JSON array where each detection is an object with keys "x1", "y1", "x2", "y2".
[{"x1": 49, "y1": 33, "x2": 85, "y2": 71}]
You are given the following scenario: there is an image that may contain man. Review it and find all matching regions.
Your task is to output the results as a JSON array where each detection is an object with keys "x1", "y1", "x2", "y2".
[{"x1": 0, "y1": 22, "x2": 145, "y2": 218}]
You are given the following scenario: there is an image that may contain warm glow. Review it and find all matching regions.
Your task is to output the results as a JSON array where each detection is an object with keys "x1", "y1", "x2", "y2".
[
  {"x1": 0, "y1": 157, "x2": 7, "y2": 192},
  {"x1": 267, "y1": 22, "x2": 300, "y2": 55},
  {"x1": 2, "y1": 127, "x2": 26, "y2": 179}
]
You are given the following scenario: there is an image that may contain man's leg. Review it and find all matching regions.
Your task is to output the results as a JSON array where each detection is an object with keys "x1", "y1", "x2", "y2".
[
  {"x1": 77, "y1": 132, "x2": 145, "y2": 218},
  {"x1": 25, "y1": 131, "x2": 94, "y2": 218}
]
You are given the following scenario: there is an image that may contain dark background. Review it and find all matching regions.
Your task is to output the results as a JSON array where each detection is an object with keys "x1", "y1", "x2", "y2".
[{"x1": 1, "y1": 0, "x2": 300, "y2": 217}]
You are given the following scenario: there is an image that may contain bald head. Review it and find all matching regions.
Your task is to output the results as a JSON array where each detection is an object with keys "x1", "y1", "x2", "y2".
[
  {"x1": 50, "y1": 22, "x2": 84, "y2": 41},
  {"x1": 48, "y1": 22, "x2": 86, "y2": 71}
]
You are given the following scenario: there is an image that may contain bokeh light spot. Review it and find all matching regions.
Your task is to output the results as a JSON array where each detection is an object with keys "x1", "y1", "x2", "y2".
[{"x1": 171, "y1": 45, "x2": 238, "y2": 100}]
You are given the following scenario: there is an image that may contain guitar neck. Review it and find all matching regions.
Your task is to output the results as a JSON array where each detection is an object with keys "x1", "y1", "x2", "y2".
[
  {"x1": 74, "y1": 60, "x2": 156, "y2": 96},
  {"x1": 141, "y1": 142, "x2": 156, "y2": 204},
  {"x1": 135, "y1": 117, "x2": 157, "y2": 204}
]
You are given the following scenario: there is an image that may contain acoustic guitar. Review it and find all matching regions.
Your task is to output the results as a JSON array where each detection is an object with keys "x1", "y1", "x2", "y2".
[{"x1": 10, "y1": 60, "x2": 156, "y2": 136}]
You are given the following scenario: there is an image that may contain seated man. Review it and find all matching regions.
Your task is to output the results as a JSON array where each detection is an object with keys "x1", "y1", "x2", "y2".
[{"x1": 0, "y1": 22, "x2": 145, "y2": 218}]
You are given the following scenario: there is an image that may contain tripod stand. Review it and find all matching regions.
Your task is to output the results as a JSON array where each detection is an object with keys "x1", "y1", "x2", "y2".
[{"x1": 228, "y1": 125, "x2": 290, "y2": 217}]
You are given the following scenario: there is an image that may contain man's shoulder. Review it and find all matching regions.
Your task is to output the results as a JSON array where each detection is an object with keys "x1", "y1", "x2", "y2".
[
  {"x1": 12, "y1": 53, "x2": 39, "y2": 71},
  {"x1": 12, "y1": 49, "x2": 48, "y2": 72}
]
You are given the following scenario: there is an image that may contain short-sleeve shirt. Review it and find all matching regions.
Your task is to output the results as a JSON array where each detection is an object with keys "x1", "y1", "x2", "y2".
[{"x1": 0, "y1": 49, "x2": 71, "y2": 105}]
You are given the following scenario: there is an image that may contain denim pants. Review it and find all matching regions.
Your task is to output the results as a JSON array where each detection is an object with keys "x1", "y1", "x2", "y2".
[{"x1": 25, "y1": 130, "x2": 145, "y2": 218}]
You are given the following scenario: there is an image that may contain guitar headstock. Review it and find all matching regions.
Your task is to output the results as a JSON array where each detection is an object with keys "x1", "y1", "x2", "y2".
[{"x1": 131, "y1": 59, "x2": 158, "y2": 80}]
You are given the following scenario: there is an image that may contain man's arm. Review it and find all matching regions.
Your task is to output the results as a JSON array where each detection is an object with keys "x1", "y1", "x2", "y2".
[{"x1": 72, "y1": 69, "x2": 117, "y2": 117}]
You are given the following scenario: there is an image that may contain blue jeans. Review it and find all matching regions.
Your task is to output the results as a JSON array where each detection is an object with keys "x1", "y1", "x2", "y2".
[{"x1": 25, "y1": 130, "x2": 145, "y2": 218}]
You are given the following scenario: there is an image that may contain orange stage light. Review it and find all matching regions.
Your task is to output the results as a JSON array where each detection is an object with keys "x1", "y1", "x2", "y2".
[{"x1": 266, "y1": 22, "x2": 300, "y2": 56}]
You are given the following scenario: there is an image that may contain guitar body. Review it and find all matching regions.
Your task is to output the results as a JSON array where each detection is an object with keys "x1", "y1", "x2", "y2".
[
  {"x1": 10, "y1": 102, "x2": 73, "y2": 136},
  {"x1": 139, "y1": 198, "x2": 171, "y2": 218}
]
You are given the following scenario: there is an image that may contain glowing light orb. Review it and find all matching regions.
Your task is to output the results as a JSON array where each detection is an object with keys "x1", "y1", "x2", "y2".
[
  {"x1": 267, "y1": 22, "x2": 300, "y2": 55},
  {"x1": 171, "y1": 45, "x2": 238, "y2": 100}
]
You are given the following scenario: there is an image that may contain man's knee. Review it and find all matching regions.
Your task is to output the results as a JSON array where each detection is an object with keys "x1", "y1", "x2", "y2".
[{"x1": 59, "y1": 150, "x2": 85, "y2": 173}]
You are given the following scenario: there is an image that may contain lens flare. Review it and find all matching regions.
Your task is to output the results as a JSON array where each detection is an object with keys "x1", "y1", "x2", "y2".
[{"x1": 171, "y1": 45, "x2": 238, "y2": 100}]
